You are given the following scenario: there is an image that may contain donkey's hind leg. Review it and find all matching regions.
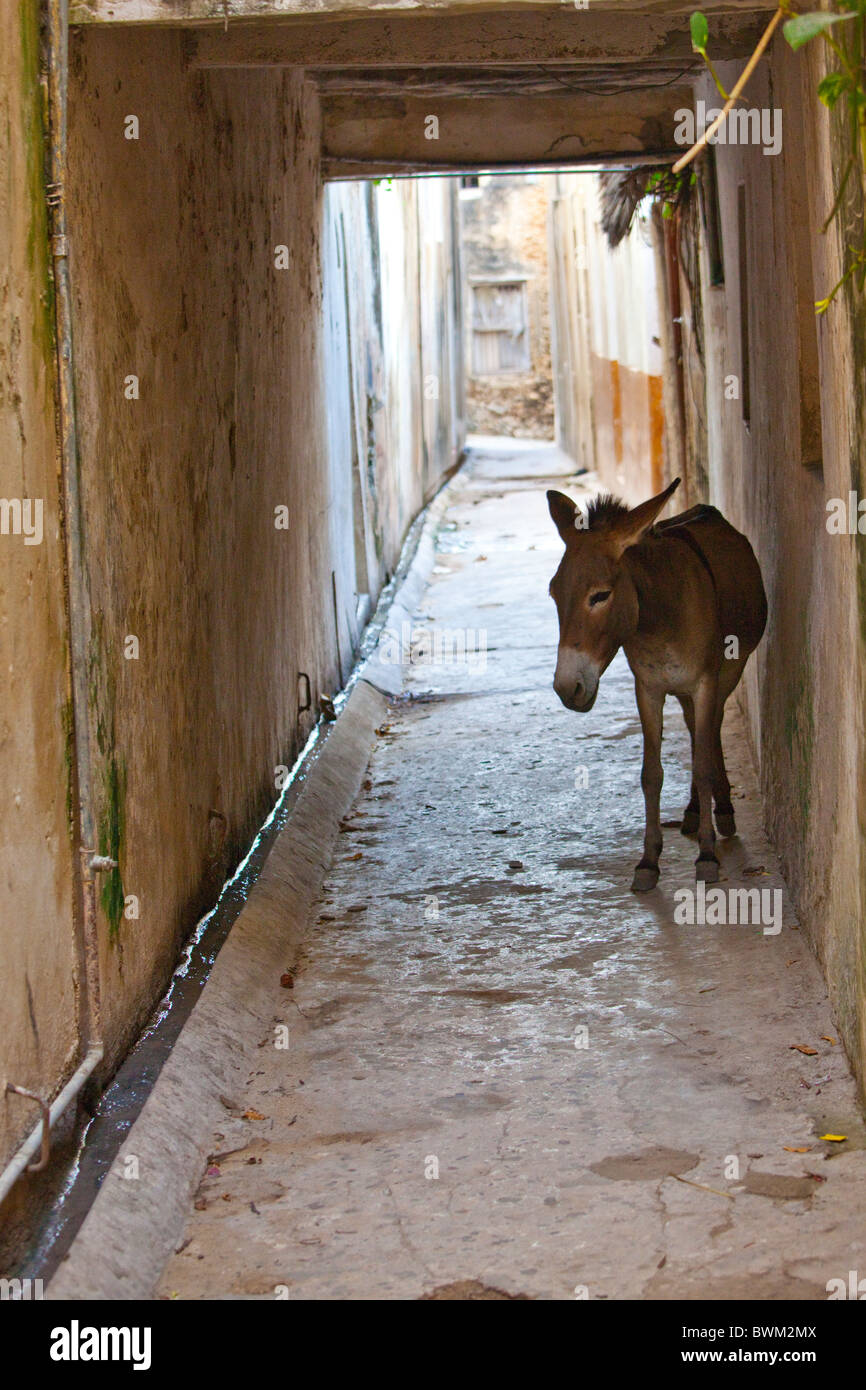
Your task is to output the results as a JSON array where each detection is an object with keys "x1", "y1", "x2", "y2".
[
  {"x1": 693, "y1": 676, "x2": 720, "y2": 882},
  {"x1": 676, "y1": 694, "x2": 700, "y2": 836},
  {"x1": 712, "y1": 658, "x2": 746, "y2": 837},
  {"x1": 712, "y1": 711, "x2": 736, "y2": 837},
  {"x1": 632, "y1": 680, "x2": 665, "y2": 892}
]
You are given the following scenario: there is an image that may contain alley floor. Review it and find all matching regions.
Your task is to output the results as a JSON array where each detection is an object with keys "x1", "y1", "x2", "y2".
[{"x1": 159, "y1": 441, "x2": 866, "y2": 1301}]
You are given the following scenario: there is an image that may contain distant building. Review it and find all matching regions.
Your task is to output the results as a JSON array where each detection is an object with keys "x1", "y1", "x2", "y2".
[{"x1": 459, "y1": 174, "x2": 555, "y2": 439}]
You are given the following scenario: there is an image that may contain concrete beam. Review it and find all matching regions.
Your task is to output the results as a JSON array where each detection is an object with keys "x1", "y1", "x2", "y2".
[
  {"x1": 72, "y1": 1, "x2": 784, "y2": 25},
  {"x1": 181, "y1": 10, "x2": 772, "y2": 68},
  {"x1": 315, "y1": 64, "x2": 697, "y2": 96},
  {"x1": 321, "y1": 88, "x2": 690, "y2": 177}
]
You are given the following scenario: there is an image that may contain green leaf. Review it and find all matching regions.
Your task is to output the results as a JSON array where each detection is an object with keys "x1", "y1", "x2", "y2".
[
  {"x1": 818, "y1": 71, "x2": 850, "y2": 107},
  {"x1": 690, "y1": 10, "x2": 709, "y2": 54},
  {"x1": 783, "y1": 11, "x2": 856, "y2": 51}
]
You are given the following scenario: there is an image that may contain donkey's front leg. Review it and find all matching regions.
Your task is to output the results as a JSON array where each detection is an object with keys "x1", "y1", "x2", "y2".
[
  {"x1": 693, "y1": 677, "x2": 720, "y2": 882},
  {"x1": 632, "y1": 681, "x2": 664, "y2": 892}
]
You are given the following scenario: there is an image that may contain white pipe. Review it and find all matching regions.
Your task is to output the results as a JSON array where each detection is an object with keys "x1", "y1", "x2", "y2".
[{"x1": 0, "y1": 1045, "x2": 104, "y2": 1208}]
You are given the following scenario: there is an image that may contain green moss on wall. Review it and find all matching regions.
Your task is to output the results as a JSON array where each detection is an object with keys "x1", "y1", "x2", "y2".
[
  {"x1": 20, "y1": 0, "x2": 56, "y2": 370},
  {"x1": 61, "y1": 696, "x2": 76, "y2": 842},
  {"x1": 98, "y1": 755, "x2": 126, "y2": 941},
  {"x1": 88, "y1": 616, "x2": 127, "y2": 941}
]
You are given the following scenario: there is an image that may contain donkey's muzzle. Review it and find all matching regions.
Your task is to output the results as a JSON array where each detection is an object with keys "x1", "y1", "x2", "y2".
[
  {"x1": 553, "y1": 649, "x2": 599, "y2": 712},
  {"x1": 555, "y1": 683, "x2": 598, "y2": 713}
]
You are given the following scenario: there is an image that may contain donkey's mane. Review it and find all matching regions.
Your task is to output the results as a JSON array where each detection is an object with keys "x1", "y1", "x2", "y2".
[{"x1": 586, "y1": 493, "x2": 631, "y2": 530}]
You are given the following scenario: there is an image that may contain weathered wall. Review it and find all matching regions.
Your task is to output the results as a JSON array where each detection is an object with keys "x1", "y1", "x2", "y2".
[
  {"x1": 377, "y1": 178, "x2": 465, "y2": 518},
  {"x1": 63, "y1": 28, "x2": 463, "y2": 1076},
  {"x1": 1, "y1": 18, "x2": 463, "y2": 1221},
  {"x1": 323, "y1": 175, "x2": 465, "y2": 618},
  {"x1": 549, "y1": 172, "x2": 665, "y2": 500},
  {"x1": 0, "y1": 2, "x2": 80, "y2": 1211},
  {"x1": 461, "y1": 175, "x2": 554, "y2": 440},
  {"x1": 689, "y1": 50, "x2": 866, "y2": 1090},
  {"x1": 65, "y1": 31, "x2": 335, "y2": 1074}
]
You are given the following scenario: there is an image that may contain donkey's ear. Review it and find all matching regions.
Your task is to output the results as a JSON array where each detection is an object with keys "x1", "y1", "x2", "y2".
[
  {"x1": 610, "y1": 477, "x2": 680, "y2": 555},
  {"x1": 547, "y1": 490, "x2": 578, "y2": 542}
]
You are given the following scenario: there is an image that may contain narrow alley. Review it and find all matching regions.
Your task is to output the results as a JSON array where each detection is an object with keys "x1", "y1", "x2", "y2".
[
  {"x1": 58, "y1": 442, "x2": 863, "y2": 1302},
  {"x1": 5, "y1": 0, "x2": 866, "y2": 1336}
]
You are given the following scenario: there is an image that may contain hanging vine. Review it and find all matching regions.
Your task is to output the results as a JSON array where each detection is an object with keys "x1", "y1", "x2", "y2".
[{"x1": 684, "y1": 5, "x2": 866, "y2": 312}]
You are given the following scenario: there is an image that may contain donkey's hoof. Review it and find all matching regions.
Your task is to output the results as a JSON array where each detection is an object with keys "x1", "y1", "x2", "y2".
[
  {"x1": 632, "y1": 863, "x2": 660, "y2": 893},
  {"x1": 696, "y1": 854, "x2": 720, "y2": 884},
  {"x1": 680, "y1": 809, "x2": 699, "y2": 836},
  {"x1": 715, "y1": 811, "x2": 736, "y2": 838}
]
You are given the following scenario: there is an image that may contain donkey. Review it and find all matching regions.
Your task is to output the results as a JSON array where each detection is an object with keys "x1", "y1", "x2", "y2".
[{"x1": 547, "y1": 478, "x2": 766, "y2": 891}]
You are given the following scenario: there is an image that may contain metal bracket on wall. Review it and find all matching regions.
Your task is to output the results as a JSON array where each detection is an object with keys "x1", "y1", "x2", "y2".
[
  {"x1": 87, "y1": 854, "x2": 117, "y2": 874},
  {"x1": 3, "y1": 1084, "x2": 52, "y2": 1173}
]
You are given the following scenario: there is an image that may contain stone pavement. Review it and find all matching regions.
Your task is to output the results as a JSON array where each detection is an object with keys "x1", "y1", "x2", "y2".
[{"x1": 158, "y1": 441, "x2": 866, "y2": 1301}]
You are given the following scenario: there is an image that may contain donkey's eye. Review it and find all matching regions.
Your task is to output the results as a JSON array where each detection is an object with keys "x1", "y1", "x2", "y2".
[{"x1": 589, "y1": 589, "x2": 612, "y2": 608}]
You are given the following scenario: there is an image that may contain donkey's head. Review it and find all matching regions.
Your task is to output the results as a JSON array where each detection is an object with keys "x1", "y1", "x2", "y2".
[{"x1": 547, "y1": 479, "x2": 680, "y2": 711}]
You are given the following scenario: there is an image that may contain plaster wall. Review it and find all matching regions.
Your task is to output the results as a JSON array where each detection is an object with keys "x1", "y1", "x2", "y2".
[
  {"x1": 0, "y1": 0, "x2": 80, "y2": 1204},
  {"x1": 1, "y1": 19, "x2": 464, "y2": 1210},
  {"x1": 550, "y1": 171, "x2": 665, "y2": 500},
  {"x1": 695, "y1": 51, "x2": 866, "y2": 1087}
]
